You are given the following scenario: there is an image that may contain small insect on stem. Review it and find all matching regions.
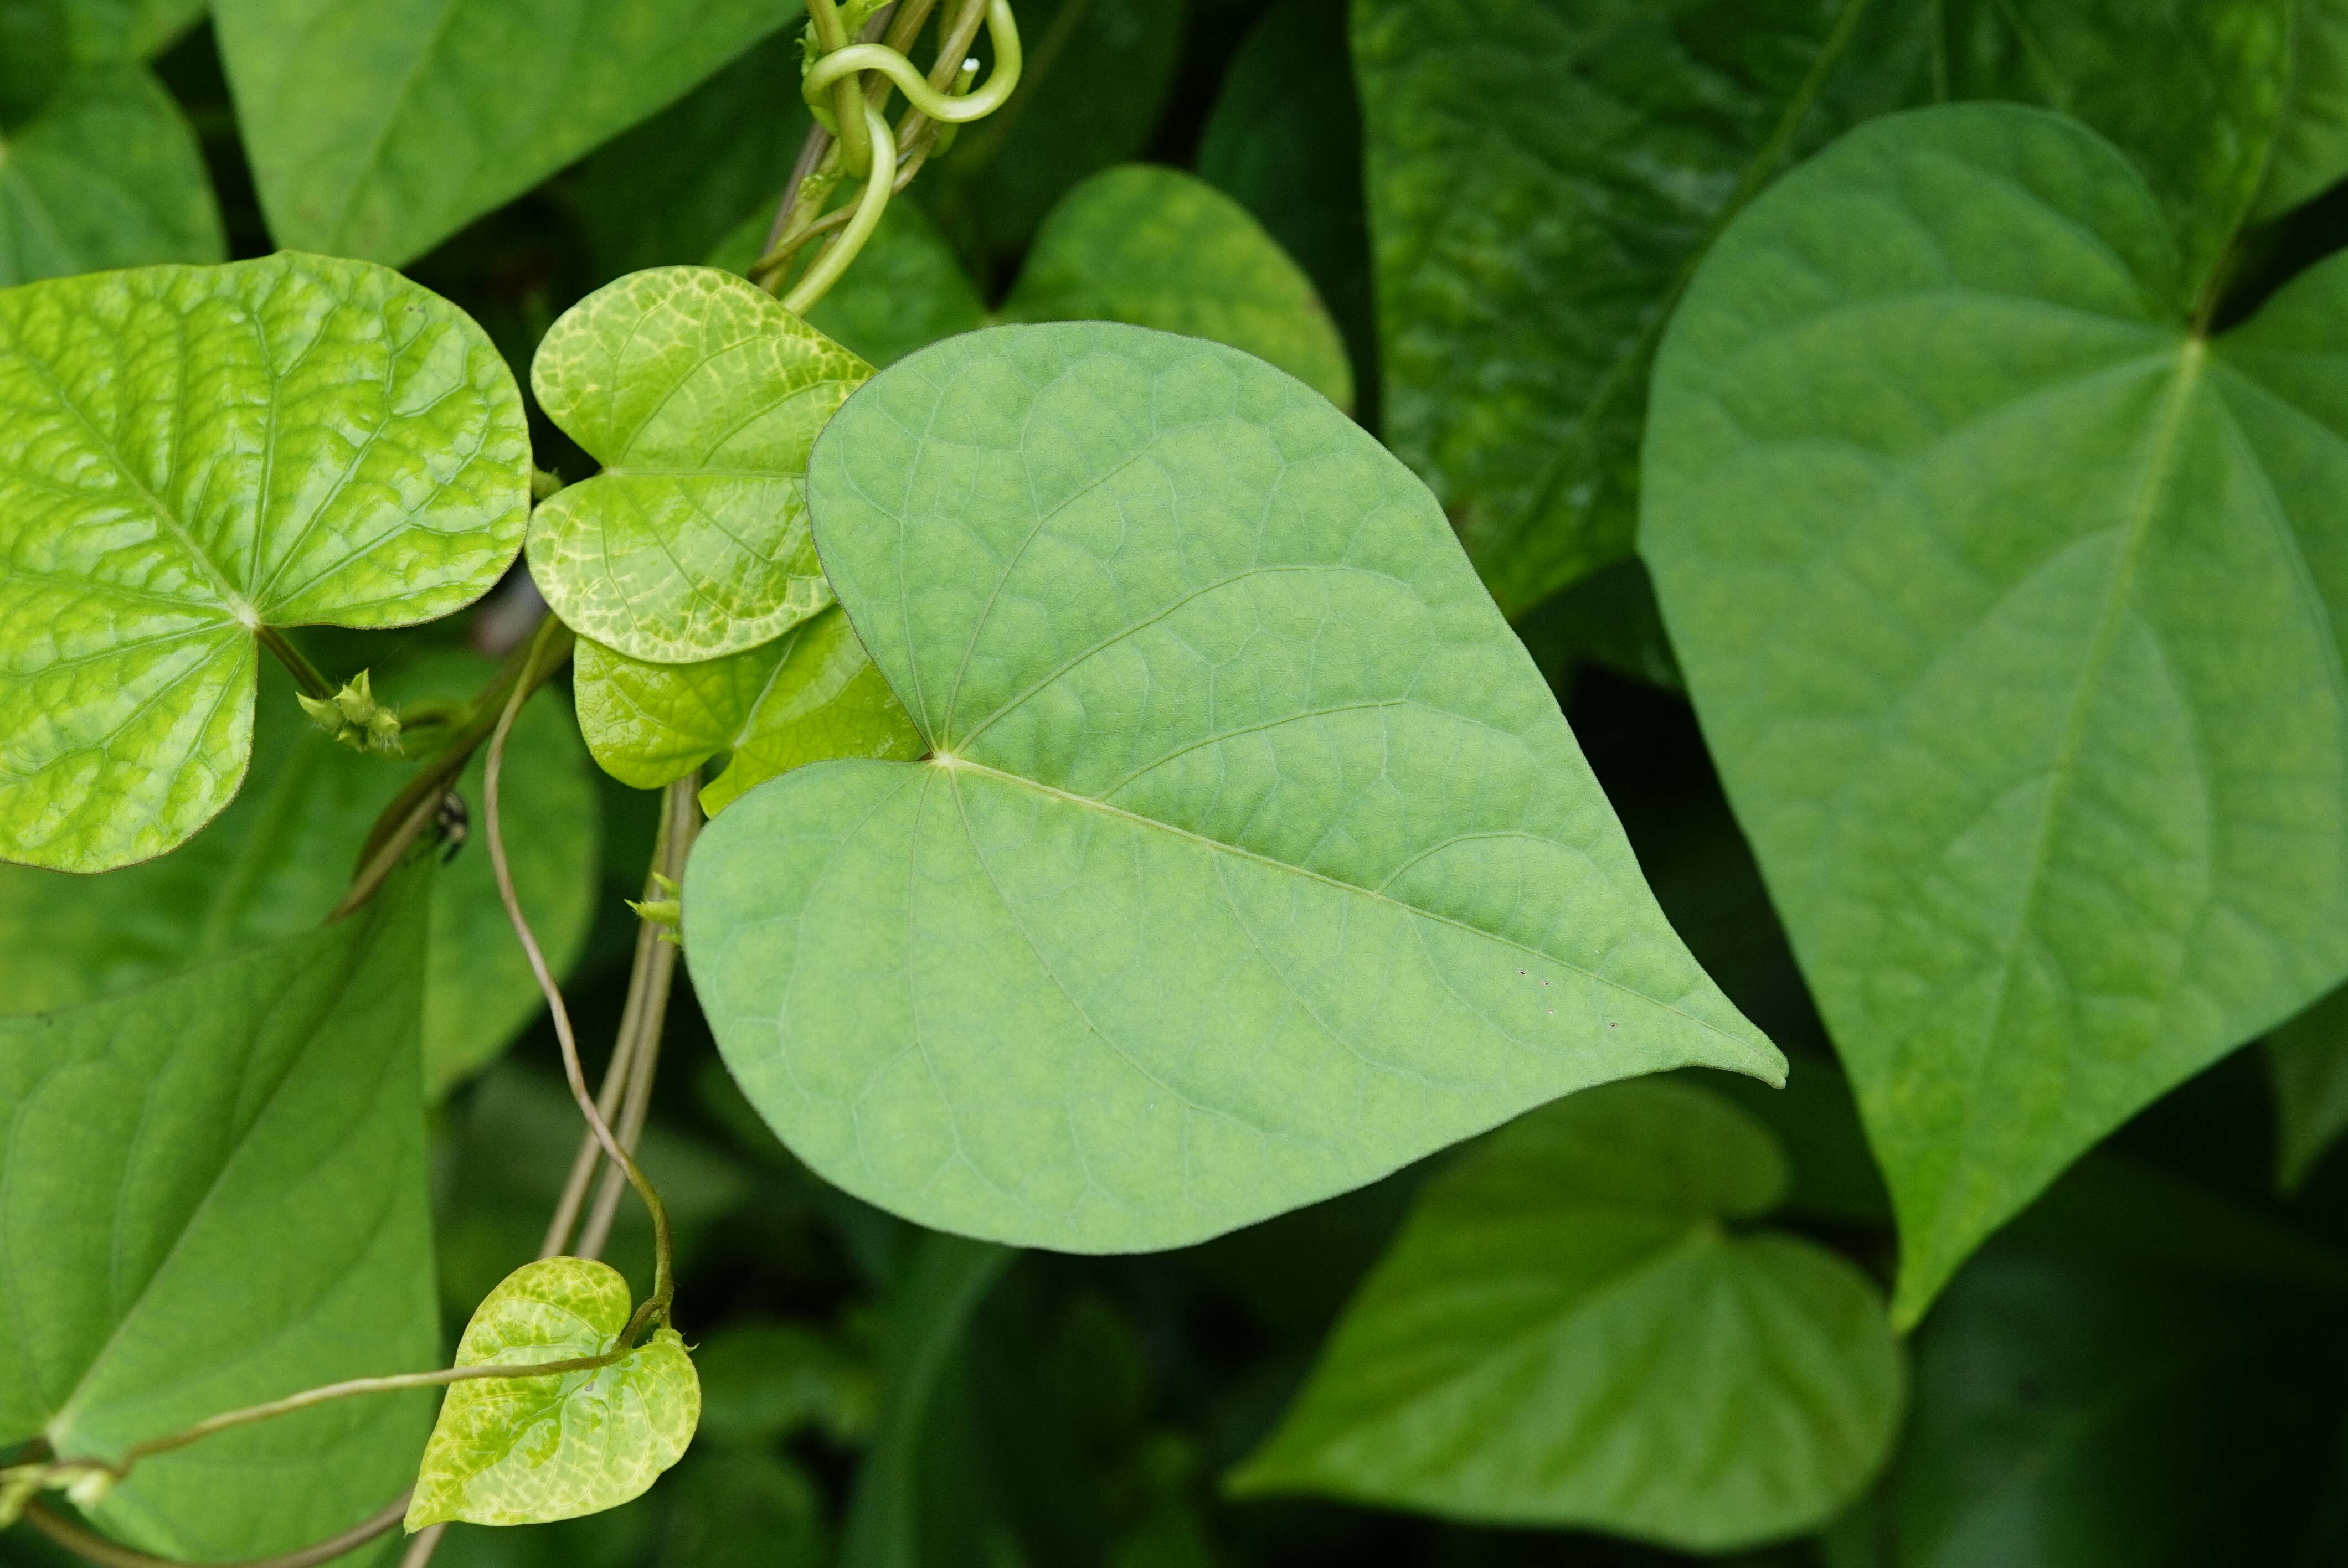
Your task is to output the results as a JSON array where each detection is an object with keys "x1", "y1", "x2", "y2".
[{"x1": 434, "y1": 791, "x2": 470, "y2": 864}]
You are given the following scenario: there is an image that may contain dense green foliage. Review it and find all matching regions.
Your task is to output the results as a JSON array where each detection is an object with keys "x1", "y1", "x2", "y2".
[{"x1": 9, "y1": 1, "x2": 2348, "y2": 1565}]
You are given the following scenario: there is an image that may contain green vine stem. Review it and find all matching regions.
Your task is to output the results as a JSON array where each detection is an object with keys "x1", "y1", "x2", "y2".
[
  {"x1": 800, "y1": 0, "x2": 1020, "y2": 123},
  {"x1": 22, "y1": 1492, "x2": 414, "y2": 1568},
  {"x1": 780, "y1": 103, "x2": 900, "y2": 314},
  {"x1": 252, "y1": 624, "x2": 339, "y2": 703},
  {"x1": 480, "y1": 616, "x2": 677, "y2": 1319},
  {"x1": 804, "y1": 0, "x2": 876, "y2": 176}
]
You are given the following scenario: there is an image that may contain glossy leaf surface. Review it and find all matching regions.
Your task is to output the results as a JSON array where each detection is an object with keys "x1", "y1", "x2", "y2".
[
  {"x1": 575, "y1": 606, "x2": 925, "y2": 811},
  {"x1": 0, "y1": 66, "x2": 222, "y2": 286},
  {"x1": 1230, "y1": 1080, "x2": 1902, "y2": 1550},
  {"x1": 1002, "y1": 165, "x2": 1353, "y2": 411},
  {"x1": 0, "y1": 656, "x2": 598, "y2": 1096},
  {"x1": 527, "y1": 267, "x2": 867, "y2": 664},
  {"x1": 0, "y1": 870, "x2": 437, "y2": 1559},
  {"x1": 408, "y1": 1257, "x2": 701, "y2": 1528},
  {"x1": 212, "y1": 0, "x2": 778, "y2": 265},
  {"x1": 0, "y1": 254, "x2": 529, "y2": 871},
  {"x1": 686, "y1": 322, "x2": 1779, "y2": 1251},
  {"x1": 1642, "y1": 105, "x2": 2348, "y2": 1322}
]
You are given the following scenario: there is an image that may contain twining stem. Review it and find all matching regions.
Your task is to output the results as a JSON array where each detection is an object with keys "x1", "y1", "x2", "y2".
[
  {"x1": 22, "y1": 1493, "x2": 413, "y2": 1568},
  {"x1": 331, "y1": 615, "x2": 576, "y2": 921},
  {"x1": 481, "y1": 617, "x2": 677, "y2": 1318},
  {"x1": 800, "y1": 0, "x2": 1021, "y2": 121},
  {"x1": 781, "y1": 104, "x2": 901, "y2": 314}
]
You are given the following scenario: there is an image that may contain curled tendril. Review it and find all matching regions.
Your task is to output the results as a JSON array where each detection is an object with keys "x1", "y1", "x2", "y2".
[
  {"x1": 802, "y1": 0, "x2": 1022, "y2": 124},
  {"x1": 781, "y1": 103, "x2": 900, "y2": 316}
]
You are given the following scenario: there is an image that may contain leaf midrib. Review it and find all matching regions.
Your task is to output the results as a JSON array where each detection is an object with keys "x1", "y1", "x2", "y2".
[{"x1": 936, "y1": 755, "x2": 1761, "y2": 1052}]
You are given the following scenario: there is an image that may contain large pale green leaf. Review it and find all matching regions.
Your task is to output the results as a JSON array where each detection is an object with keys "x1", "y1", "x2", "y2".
[
  {"x1": 1356, "y1": 0, "x2": 2348, "y2": 617},
  {"x1": 0, "y1": 66, "x2": 222, "y2": 286},
  {"x1": 407, "y1": 1257, "x2": 699, "y2": 1528},
  {"x1": 684, "y1": 321, "x2": 1779, "y2": 1251},
  {"x1": 2267, "y1": 983, "x2": 2348, "y2": 1192},
  {"x1": 0, "y1": 253, "x2": 529, "y2": 872},
  {"x1": 211, "y1": 0, "x2": 777, "y2": 266},
  {"x1": 0, "y1": 869, "x2": 437, "y2": 1560},
  {"x1": 1641, "y1": 104, "x2": 2348, "y2": 1323},
  {"x1": 574, "y1": 606, "x2": 925, "y2": 811},
  {"x1": 1001, "y1": 164, "x2": 1352, "y2": 412},
  {"x1": 0, "y1": 654, "x2": 599, "y2": 1096},
  {"x1": 527, "y1": 267, "x2": 866, "y2": 664},
  {"x1": 1229, "y1": 1080, "x2": 1902, "y2": 1551}
]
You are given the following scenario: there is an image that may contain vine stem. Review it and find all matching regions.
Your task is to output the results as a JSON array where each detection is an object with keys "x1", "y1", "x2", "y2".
[
  {"x1": 22, "y1": 1493, "x2": 413, "y2": 1568},
  {"x1": 781, "y1": 104, "x2": 900, "y2": 315},
  {"x1": 481, "y1": 616, "x2": 676, "y2": 1316}
]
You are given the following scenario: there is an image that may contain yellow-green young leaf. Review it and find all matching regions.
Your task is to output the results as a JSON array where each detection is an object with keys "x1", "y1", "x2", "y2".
[
  {"x1": 211, "y1": 0, "x2": 779, "y2": 266},
  {"x1": 527, "y1": 267, "x2": 867, "y2": 664},
  {"x1": 2268, "y1": 984, "x2": 2348, "y2": 1193},
  {"x1": 408, "y1": 1257, "x2": 700, "y2": 1529},
  {"x1": 1230, "y1": 1081, "x2": 1903, "y2": 1551},
  {"x1": 1641, "y1": 104, "x2": 2348, "y2": 1325},
  {"x1": 0, "y1": 654, "x2": 599, "y2": 1097},
  {"x1": 684, "y1": 322, "x2": 1779, "y2": 1253},
  {"x1": 1001, "y1": 164, "x2": 1353, "y2": 412},
  {"x1": 0, "y1": 253, "x2": 529, "y2": 872},
  {"x1": 574, "y1": 606, "x2": 925, "y2": 811},
  {"x1": 0, "y1": 65, "x2": 223, "y2": 286},
  {"x1": 0, "y1": 868, "x2": 437, "y2": 1560}
]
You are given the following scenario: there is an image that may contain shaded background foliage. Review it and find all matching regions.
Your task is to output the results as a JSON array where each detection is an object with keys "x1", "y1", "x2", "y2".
[{"x1": 10, "y1": 0, "x2": 2348, "y2": 1564}]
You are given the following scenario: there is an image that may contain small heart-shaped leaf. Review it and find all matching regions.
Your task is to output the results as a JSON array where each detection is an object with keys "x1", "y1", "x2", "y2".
[
  {"x1": 0, "y1": 252, "x2": 529, "y2": 872},
  {"x1": 406, "y1": 1257, "x2": 699, "y2": 1529},
  {"x1": 574, "y1": 604, "x2": 924, "y2": 809},
  {"x1": 527, "y1": 267, "x2": 868, "y2": 664}
]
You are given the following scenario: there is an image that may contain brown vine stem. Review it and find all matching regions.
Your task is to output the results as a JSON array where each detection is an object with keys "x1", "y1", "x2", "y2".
[{"x1": 22, "y1": 1493, "x2": 413, "y2": 1568}]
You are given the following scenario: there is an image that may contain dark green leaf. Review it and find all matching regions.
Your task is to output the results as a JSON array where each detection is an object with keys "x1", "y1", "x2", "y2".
[
  {"x1": 685, "y1": 321, "x2": 1779, "y2": 1251},
  {"x1": 0, "y1": 254, "x2": 529, "y2": 871},
  {"x1": 0, "y1": 65, "x2": 222, "y2": 285},
  {"x1": 566, "y1": 34, "x2": 812, "y2": 283},
  {"x1": 212, "y1": 0, "x2": 779, "y2": 264},
  {"x1": 1194, "y1": 0, "x2": 1376, "y2": 419},
  {"x1": 840, "y1": 1234, "x2": 1016, "y2": 1568},
  {"x1": 691, "y1": 1319, "x2": 875, "y2": 1447},
  {"x1": 2268, "y1": 982, "x2": 2348, "y2": 1192},
  {"x1": 659, "y1": 1448, "x2": 829, "y2": 1568},
  {"x1": 1642, "y1": 103, "x2": 2348, "y2": 1323},
  {"x1": 1001, "y1": 164, "x2": 1353, "y2": 411},
  {"x1": 1230, "y1": 1080, "x2": 1904, "y2": 1551},
  {"x1": 0, "y1": 869, "x2": 437, "y2": 1559},
  {"x1": 0, "y1": 655, "x2": 600, "y2": 1097}
]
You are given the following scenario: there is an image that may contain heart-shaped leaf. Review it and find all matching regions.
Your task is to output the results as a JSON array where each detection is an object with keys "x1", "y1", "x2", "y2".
[
  {"x1": 0, "y1": 65, "x2": 222, "y2": 286},
  {"x1": 1641, "y1": 104, "x2": 2348, "y2": 1323},
  {"x1": 527, "y1": 267, "x2": 868, "y2": 664},
  {"x1": 0, "y1": 253, "x2": 529, "y2": 873},
  {"x1": 211, "y1": 0, "x2": 779, "y2": 266},
  {"x1": 1230, "y1": 1081, "x2": 1903, "y2": 1551},
  {"x1": 574, "y1": 605, "x2": 925, "y2": 811},
  {"x1": 0, "y1": 868, "x2": 437, "y2": 1560},
  {"x1": 1356, "y1": 0, "x2": 2348, "y2": 616},
  {"x1": 1001, "y1": 164, "x2": 1354, "y2": 412},
  {"x1": 0, "y1": 653, "x2": 599, "y2": 1097},
  {"x1": 406, "y1": 1257, "x2": 700, "y2": 1529},
  {"x1": 684, "y1": 321, "x2": 1779, "y2": 1252}
]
